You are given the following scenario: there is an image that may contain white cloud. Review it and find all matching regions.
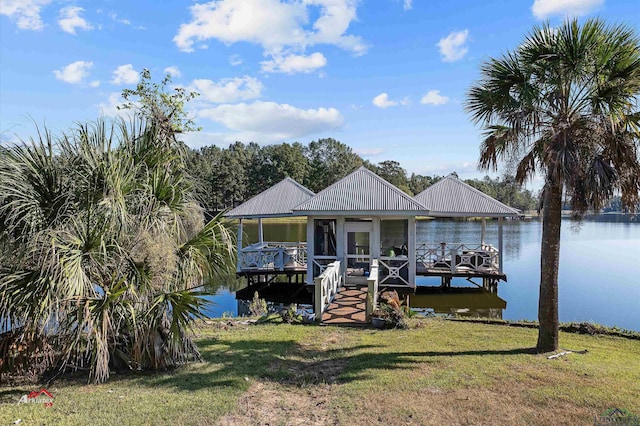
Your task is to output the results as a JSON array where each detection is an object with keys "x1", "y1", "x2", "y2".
[
  {"x1": 420, "y1": 90, "x2": 449, "y2": 106},
  {"x1": 111, "y1": 64, "x2": 139, "y2": 85},
  {"x1": 173, "y1": 0, "x2": 367, "y2": 73},
  {"x1": 419, "y1": 161, "x2": 477, "y2": 175},
  {"x1": 53, "y1": 60, "x2": 94, "y2": 84},
  {"x1": 164, "y1": 66, "x2": 181, "y2": 78},
  {"x1": 437, "y1": 30, "x2": 469, "y2": 62},
  {"x1": 261, "y1": 52, "x2": 327, "y2": 73},
  {"x1": 109, "y1": 12, "x2": 130, "y2": 25},
  {"x1": 531, "y1": 0, "x2": 603, "y2": 19},
  {"x1": 109, "y1": 12, "x2": 145, "y2": 29},
  {"x1": 403, "y1": 0, "x2": 413, "y2": 10},
  {"x1": 355, "y1": 147, "x2": 385, "y2": 157},
  {"x1": 373, "y1": 93, "x2": 397, "y2": 108},
  {"x1": 58, "y1": 6, "x2": 93, "y2": 34},
  {"x1": 0, "y1": 0, "x2": 52, "y2": 30},
  {"x1": 89, "y1": 80, "x2": 100, "y2": 88},
  {"x1": 229, "y1": 54, "x2": 243, "y2": 66},
  {"x1": 97, "y1": 93, "x2": 123, "y2": 117},
  {"x1": 96, "y1": 92, "x2": 136, "y2": 119},
  {"x1": 187, "y1": 76, "x2": 263, "y2": 103},
  {"x1": 372, "y1": 93, "x2": 409, "y2": 109},
  {"x1": 196, "y1": 101, "x2": 344, "y2": 143}
]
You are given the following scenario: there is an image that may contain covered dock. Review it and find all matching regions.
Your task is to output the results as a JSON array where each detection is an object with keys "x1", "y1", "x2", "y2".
[{"x1": 225, "y1": 168, "x2": 520, "y2": 324}]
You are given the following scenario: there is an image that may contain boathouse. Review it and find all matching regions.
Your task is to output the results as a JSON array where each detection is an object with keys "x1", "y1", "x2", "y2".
[{"x1": 225, "y1": 167, "x2": 520, "y2": 323}]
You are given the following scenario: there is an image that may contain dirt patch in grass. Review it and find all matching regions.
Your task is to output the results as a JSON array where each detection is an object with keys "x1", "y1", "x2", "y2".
[
  {"x1": 344, "y1": 387, "x2": 594, "y2": 426},
  {"x1": 267, "y1": 331, "x2": 350, "y2": 385},
  {"x1": 280, "y1": 358, "x2": 347, "y2": 385},
  {"x1": 218, "y1": 381, "x2": 338, "y2": 426}
]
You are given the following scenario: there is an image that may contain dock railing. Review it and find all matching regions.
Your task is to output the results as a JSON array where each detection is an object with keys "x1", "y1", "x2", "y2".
[
  {"x1": 366, "y1": 259, "x2": 379, "y2": 320},
  {"x1": 239, "y1": 242, "x2": 307, "y2": 272},
  {"x1": 314, "y1": 260, "x2": 343, "y2": 319},
  {"x1": 378, "y1": 255, "x2": 410, "y2": 286},
  {"x1": 416, "y1": 242, "x2": 499, "y2": 274},
  {"x1": 312, "y1": 255, "x2": 339, "y2": 277}
]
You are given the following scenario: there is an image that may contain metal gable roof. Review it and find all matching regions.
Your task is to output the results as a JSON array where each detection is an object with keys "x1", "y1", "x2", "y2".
[
  {"x1": 225, "y1": 177, "x2": 315, "y2": 219},
  {"x1": 414, "y1": 175, "x2": 521, "y2": 217},
  {"x1": 293, "y1": 167, "x2": 427, "y2": 214}
]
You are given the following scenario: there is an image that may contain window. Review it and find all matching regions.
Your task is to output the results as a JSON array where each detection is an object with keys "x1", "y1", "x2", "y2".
[{"x1": 314, "y1": 219, "x2": 336, "y2": 256}]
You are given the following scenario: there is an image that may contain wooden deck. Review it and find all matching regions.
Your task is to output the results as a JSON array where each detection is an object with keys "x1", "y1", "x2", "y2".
[
  {"x1": 321, "y1": 286, "x2": 367, "y2": 325},
  {"x1": 237, "y1": 267, "x2": 307, "y2": 277},
  {"x1": 416, "y1": 265, "x2": 506, "y2": 280}
]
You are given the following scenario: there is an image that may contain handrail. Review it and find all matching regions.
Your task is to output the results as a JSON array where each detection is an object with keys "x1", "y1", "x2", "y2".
[
  {"x1": 366, "y1": 259, "x2": 379, "y2": 320},
  {"x1": 239, "y1": 242, "x2": 307, "y2": 271},
  {"x1": 416, "y1": 242, "x2": 499, "y2": 273},
  {"x1": 314, "y1": 260, "x2": 343, "y2": 320},
  {"x1": 312, "y1": 256, "x2": 338, "y2": 277}
]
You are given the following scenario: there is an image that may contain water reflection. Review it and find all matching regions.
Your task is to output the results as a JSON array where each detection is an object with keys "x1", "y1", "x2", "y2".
[
  {"x1": 409, "y1": 289, "x2": 506, "y2": 320},
  {"x1": 201, "y1": 272, "x2": 246, "y2": 318}
]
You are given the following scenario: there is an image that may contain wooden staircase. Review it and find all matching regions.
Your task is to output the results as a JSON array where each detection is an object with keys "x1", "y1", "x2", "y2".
[{"x1": 321, "y1": 286, "x2": 367, "y2": 325}]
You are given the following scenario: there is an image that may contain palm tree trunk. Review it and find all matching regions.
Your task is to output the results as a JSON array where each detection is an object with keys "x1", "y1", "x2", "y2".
[{"x1": 537, "y1": 181, "x2": 562, "y2": 352}]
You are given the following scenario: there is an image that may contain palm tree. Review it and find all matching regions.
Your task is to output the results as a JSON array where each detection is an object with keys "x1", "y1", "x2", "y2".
[
  {"x1": 0, "y1": 118, "x2": 234, "y2": 383},
  {"x1": 466, "y1": 18, "x2": 640, "y2": 352}
]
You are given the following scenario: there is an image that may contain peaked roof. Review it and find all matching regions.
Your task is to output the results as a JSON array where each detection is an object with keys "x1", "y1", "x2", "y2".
[
  {"x1": 414, "y1": 175, "x2": 520, "y2": 217},
  {"x1": 293, "y1": 167, "x2": 427, "y2": 215},
  {"x1": 225, "y1": 177, "x2": 314, "y2": 219}
]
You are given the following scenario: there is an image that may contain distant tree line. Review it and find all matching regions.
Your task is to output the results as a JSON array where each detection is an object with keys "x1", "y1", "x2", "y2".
[
  {"x1": 574, "y1": 196, "x2": 638, "y2": 213},
  {"x1": 186, "y1": 137, "x2": 539, "y2": 212}
]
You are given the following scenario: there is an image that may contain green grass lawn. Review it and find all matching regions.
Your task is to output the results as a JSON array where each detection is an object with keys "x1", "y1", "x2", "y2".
[{"x1": 1, "y1": 320, "x2": 639, "y2": 425}]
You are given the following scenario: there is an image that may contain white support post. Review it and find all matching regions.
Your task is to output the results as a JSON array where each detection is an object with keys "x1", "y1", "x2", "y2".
[
  {"x1": 258, "y1": 218, "x2": 264, "y2": 245},
  {"x1": 408, "y1": 216, "x2": 416, "y2": 288},
  {"x1": 481, "y1": 218, "x2": 486, "y2": 245},
  {"x1": 450, "y1": 248, "x2": 457, "y2": 274},
  {"x1": 336, "y1": 217, "x2": 345, "y2": 281},
  {"x1": 306, "y1": 216, "x2": 315, "y2": 284},
  {"x1": 372, "y1": 217, "x2": 381, "y2": 260},
  {"x1": 236, "y1": 219, "x2": 243, "y2": 273},
  {"x1": 498, "y1": 217, "x2": 504, "y2": 274}
]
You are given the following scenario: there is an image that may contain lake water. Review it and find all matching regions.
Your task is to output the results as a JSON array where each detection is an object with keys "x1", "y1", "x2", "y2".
[{"x1": 205, "y1": 215, "x2": 640, "y2": 331}]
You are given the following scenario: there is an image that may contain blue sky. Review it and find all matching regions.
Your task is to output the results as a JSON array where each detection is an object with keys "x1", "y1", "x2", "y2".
[{"x1": 1, "y1": 0, "x2": 638, "y2": 185}]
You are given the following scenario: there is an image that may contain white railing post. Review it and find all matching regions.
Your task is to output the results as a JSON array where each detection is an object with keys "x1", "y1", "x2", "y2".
[
  {"x1": 366, "y1": 259, "x2": 379, "y2": 320},
  {"x1": 450, "y1": 248, "x2": 456, "y2": 274},
  {"x1": 408, "y1": 216, "x2": 416, "y2": 287},
  {"x1": 314, "y1": 274, "x2": 323, "y2": 320},
  {"x1": 498, "y1": 217, "x2": 504, "y2": 274}
]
